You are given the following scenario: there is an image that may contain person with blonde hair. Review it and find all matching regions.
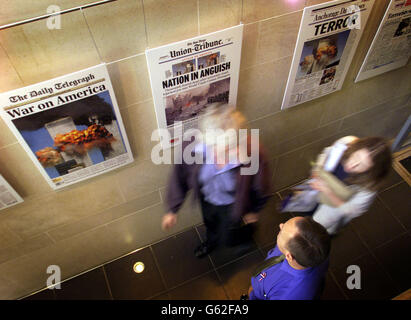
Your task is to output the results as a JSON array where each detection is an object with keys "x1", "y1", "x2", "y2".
[{"x1": 161, "y1": 105, "x2": 272, "y2": 258}]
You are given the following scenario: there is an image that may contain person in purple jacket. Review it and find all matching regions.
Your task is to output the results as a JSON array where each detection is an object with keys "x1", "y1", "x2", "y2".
[
  {"x1": 161, "y1": 106, "x2": 272, "y2": 258},
  {"x1": 248, "y1": 216, "x2": 331, "y2": 300}
]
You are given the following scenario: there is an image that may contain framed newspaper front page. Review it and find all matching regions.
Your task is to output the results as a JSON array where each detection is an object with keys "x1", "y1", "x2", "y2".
[
  {"x1": 0, "y1": 175, "x2": 23, "y2": 210},
  {"x1": 146, "y1": 24, "x2": 243, "y2": 149},
  {"x1": 0, "y1": 64, "x2": 133, "y2": 190},
  {"x1": 282, "y1": 0, "x2": 375, "y2": 110},
  {"x1": 356, "y1": 0, "x2": 411, "y2": 82}
]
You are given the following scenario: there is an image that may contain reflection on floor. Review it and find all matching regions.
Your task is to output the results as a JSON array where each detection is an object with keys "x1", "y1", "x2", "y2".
[{"x1": 24, "y1": 168, "x2": 411, "y2": 300}]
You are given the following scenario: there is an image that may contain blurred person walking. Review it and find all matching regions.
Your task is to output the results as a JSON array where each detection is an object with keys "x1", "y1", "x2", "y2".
[
  {"x1": 282, "y1": 136, "x2": 392, "y2": 235},
  {"x1": 161, "y1": 105, "x2": 272, "y2": 258}
]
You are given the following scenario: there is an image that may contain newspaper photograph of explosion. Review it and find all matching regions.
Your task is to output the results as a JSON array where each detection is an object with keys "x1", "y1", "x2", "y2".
[{"x1": 12, "y1": 91, "x2": 127, "y2": 179}]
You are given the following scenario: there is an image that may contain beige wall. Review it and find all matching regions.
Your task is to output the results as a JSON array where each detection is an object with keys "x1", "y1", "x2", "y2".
[{"x1": 0, "y1": 0, "x2": 409, "y2": 299}]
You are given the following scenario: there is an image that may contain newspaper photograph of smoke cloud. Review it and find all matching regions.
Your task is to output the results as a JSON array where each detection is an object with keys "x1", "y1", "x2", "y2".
[
  {"x1": 164, "y1": 77, "x2": 230, "y2": 126},
  {"x1": 12, "y1": 91, "x2": 127, "y2": 179}
]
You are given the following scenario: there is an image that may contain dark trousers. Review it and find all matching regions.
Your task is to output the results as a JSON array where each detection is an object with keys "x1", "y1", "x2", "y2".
[
  {"x1": 200, "y1": 197, "x2": 254, "y2": 248},
  {"x1": 200, "y1": 198, "x2": 232, "y2": 248}
]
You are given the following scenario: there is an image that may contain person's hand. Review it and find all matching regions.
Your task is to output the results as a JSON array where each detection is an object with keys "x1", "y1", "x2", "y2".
[
  {"x1": 162, "y1": 212, "x2": 178, "y2": 230},
  {"x1": 310, "y1": 167, "x2": 320, "y2": 179},
  {"x1": 243, "y1": 213, "x2": 259, "y2": 224},
  {"x1": 309, "y1": 177, "x2": 331, "y2": 194},
  {"x1": 311, "y1": 177, "x2": 346, "y2": 207}
]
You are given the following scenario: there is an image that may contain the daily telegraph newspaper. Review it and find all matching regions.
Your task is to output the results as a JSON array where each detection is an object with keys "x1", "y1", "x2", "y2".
[
  {"x1": 0, "y1": 64, "x2": 133, "y2": 190},
  {"x1": 0, "y1": 175, "x2": 23, "y2": 210},
  {"x1": 146, "y1": 25, "x2": 243, "y2": 148},
  {"x1": 282, "y1": 0, "x2": 375, "y2": 110},
  {"x1": 356, "y1": 0, "x2": 411, "y2": 82}
]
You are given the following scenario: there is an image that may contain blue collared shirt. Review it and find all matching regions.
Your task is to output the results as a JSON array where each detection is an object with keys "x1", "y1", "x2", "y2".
[
  {"x1": 250, "y1": 245, "x2": 329, "y2": 300},
  {"x1": 196, "y1": 144, "x2": 240, "y2": 206}
]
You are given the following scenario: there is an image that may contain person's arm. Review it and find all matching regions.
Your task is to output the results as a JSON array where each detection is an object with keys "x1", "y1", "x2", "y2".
[
  {"x1": 310, "y1": 177, "x2": 345, "y2": 207},
  {"x1": 248, "y1": 278, "x2": 261, "y2": 300},
  {"x1": 247, "y1": 147, "x2": 272, "y2": 215},
  {"x1": 310, "y1": 177, "x2": 375, "y2": 216},
  {"x1": 166, "y1": 163, "x2": 189, "y2": 213},
  {"x1": 162, "y1": 163, "x2": 189, "y2": 230},
  {"x1": 334, "y1": 189, "x2": 376, "y2": 218}
]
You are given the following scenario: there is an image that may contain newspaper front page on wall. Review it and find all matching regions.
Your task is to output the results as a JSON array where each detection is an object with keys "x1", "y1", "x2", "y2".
[
  {"x1": 0, "y1": 175, "x2": 23, "y2": 210},
  {"x1": 282, "y1": 0, "x2": 375, "y2": 110},
  {"x1": 356, "y1": 0, "x2": 411, "y2": 82},
  {"x1": 146, "y1": 25, "x2": 243, "y2": 148},
  {"x1": 0, "y1": 64, "x2": 133, "y2": 190}
]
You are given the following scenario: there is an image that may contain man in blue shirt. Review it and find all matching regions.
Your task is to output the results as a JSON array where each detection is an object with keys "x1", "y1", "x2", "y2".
[{"x1": 249, "y1": 216, "x2": 330, "y2": 300}]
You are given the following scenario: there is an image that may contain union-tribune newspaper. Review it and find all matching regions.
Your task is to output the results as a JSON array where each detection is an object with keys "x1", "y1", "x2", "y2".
[{"x1": 146, "y1": 24, "x2": 243, "y2": 149}]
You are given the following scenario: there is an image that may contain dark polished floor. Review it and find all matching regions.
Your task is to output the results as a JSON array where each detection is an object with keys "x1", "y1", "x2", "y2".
[{"x1": 23, "y1": 168, "x2": 411, "y2": 300}]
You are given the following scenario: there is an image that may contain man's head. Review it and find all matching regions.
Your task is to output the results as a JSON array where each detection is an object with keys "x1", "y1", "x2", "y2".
[{"x1": 276, "y1": 217, "x2": 331, "y2": 269}]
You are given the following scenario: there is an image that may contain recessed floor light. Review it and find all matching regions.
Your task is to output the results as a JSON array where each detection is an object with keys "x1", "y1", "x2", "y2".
[{"x1": 133, "y1": 262, "x2": 145, "y2": 274}]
